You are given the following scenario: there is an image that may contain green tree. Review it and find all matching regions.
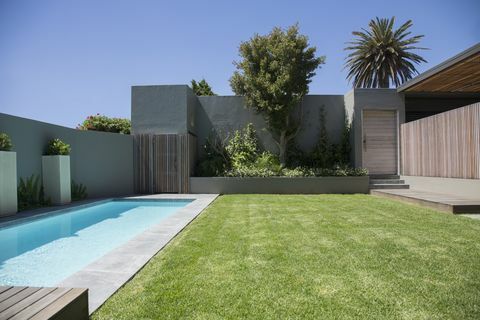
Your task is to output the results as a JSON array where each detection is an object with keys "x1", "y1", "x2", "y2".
[
  {"x1": 230, "y1": 24, "x2": 324, "y2": 166},
  {"x1": 77, "y1": 114, "x2": 131, "y2": 134},
  {"x1": 345, "y1": 17, "x2": 427, "y2": 88},
  {"x1": 191, "y1": 79, "x2": 216, "y2": 96}
]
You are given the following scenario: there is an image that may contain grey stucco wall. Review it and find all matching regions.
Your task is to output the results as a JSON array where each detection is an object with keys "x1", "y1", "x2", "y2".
[
  {"x1": 131, "y1": 85, "x2": 193, "y2": 135},
  {"x1": 190, "y1": 176, "x2": 369, "y2": 194},
  {"x1": 130, "y1": 85, "x2": 406, "y2": 173},
  {"x1": 0, "y1": 113, "x2": 134, "y2": 198},
  {"x1": 349, "y1": 89, "x2": 405, "y2": 169},
  {"x1": 196, "y1": 94, "x2": 346, "y2": 157}
]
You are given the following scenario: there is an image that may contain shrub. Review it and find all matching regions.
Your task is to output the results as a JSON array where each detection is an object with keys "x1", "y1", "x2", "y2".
[
  {"x1": 254, "y1": 152, "x2": 282, "y2": 173},
  {"x1": 77, "y1": 114, "x2": 131, "y2": 134},
  {"x1": 313, "y1": 166, "x2": 368, "y2": 177},
  {"x1": 197, "y1": 133, "x2": 230, "y2": 177},
  {"x1": 45, "y1": 139, "x2": 71, "y2": 155},
  {"x1": 223, "y1": 166, "x2": 367, "y2": 178},
  {"x1": 71, "y1": 180, "x2": 88, "y2": 201},
  {"x1": 225, "y1": 123, "x2": 259, "y2": 170},
  {"x1": 17, "y1": 175, "x2": 50, "y2": 211},
  {"x1": 224, "y1": 167, "x2": 279, "y2": 178},
  {"x1": 0, "y1": 133, "x2": 13, "y2": 151},
  {"x1": 197, "y1": 122, "x2": 365, "y2": 178},
  {"x1": 282, "y1": 167, "x2": 315, "y2": 177}
]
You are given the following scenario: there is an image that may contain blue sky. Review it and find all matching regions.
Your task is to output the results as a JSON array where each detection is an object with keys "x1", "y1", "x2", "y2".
[{"x1": 1, "y1": 0, "x2": 479, "y2": 128}]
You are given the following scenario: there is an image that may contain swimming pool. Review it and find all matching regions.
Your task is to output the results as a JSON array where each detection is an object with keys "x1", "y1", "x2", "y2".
[{"x1": 0, "y1": 199, "x2": 192, "y2": 286}]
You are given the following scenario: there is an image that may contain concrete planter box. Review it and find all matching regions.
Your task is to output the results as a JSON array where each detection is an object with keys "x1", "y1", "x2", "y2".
[
  {"x1": 190, "y1": 176, "x2": 369, "y2": 194},
  {"x1": 0, "y1": 151, "x2": 18, "y2": 216},
  {"x1": 42, "y1": 155, "x2": 71, "y2": 205}
]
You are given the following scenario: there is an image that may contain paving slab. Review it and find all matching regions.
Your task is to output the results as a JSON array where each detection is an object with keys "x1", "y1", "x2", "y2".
[{"x1": 50, "y1": 194, "x2": 218, "y2": 314}]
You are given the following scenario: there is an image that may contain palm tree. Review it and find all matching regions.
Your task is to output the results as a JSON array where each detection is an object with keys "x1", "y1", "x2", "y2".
[{"x1": 345, "y1": 17, "x2": 427, "y2": 88}]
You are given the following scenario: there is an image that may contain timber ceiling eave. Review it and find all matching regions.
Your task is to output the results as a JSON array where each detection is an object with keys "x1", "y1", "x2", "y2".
[{"x1": 397, "y1": 43, "x2": 480, "y2": 94}]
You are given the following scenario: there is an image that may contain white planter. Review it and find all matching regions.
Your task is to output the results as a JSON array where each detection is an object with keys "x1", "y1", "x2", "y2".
[
  {"x1": 0, "y1": 151, "x2": 18, "y2": 216},
  {"x1": 42, "y1": 155, "x2": 71, "y2": 205}
]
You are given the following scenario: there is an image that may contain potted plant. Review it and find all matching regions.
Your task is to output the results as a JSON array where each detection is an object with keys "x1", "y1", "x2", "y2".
[
  {"x1": 0, "y1": 133, "x2": 17, "y2": 216},
  {"x1": 42, "y1": 138, "x2": 71, "y2": 205}
]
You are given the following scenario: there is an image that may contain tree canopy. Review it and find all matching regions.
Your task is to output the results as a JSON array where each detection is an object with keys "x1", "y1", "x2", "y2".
[
  {"x1": 191, "y1": 79, "x2": 216, "y2": 96},
  {"x1": 344, "y1": 17, "x2": 427, "y2": 88},
  {"x1": 230, "y1": 24, "x2": 324, "y2": 165}
]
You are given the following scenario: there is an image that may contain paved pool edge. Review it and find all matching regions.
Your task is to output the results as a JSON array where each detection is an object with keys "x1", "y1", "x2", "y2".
[{"x1": 56, "y1": 194, "x2": 219, "y2": 314}]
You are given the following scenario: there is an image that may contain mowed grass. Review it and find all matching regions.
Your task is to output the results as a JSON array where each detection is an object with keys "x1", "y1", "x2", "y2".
[{"x1": 93, "y1": 195, "x2": 480, "y2": 320}]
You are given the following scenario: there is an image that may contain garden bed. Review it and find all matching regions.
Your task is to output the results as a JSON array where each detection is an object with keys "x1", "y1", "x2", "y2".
[{"x1": 190, "y1": 176, "x2": 369, "y2": 194}]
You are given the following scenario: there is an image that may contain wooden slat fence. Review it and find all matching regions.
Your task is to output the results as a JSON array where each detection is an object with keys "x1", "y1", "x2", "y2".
[
  {"x1": 401, "y1": 102, "x2": 480, "y2": 179},
  {"x1": 134, "y1": 134, "x2": 196, "y2": 194}
]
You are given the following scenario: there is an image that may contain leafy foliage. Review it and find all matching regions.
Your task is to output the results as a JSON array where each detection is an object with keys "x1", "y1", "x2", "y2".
[
  {"x1": 191, "y1": 79, "x2": 216, "y2": 96},
  {"x1": 345, "y1": 17, "x2": 427, "y2": 88},
  {"x1": 77, "y1": 114, "x2": 131, "y2": 134},
  {"x1": 71, "y1": 180, "x2": 88, "y2": 201},
  {"x1": 17, "y1": 175, "x2": 50, "y2": 211},
  {"x1": 286, "y1": 108, "x2": 351, "y2": 168},
  {"x1": 230, "y1": 24, "x2": 325, "y2": 165},
  {"x1": 224, "y1": 165, "x2": 367, "y2": 177},
  {"x1": 0, "y1": 133, "x2": 13, "y2": 151},
  {"x1": 197, "y1": 132, "x2": 230, "y2": 177},
  {"x1": 253, "y1": 152, "x2": 282, "y2": 173},
  {"x1": 310, "y1": 107, "x2": 333, "y2": 168},
  {"x1": 225, "y1": 124, "x2": 259, "y2": 170},
  {"x1": 198, "y1": 122, "x2": 362, "y2": 177},
  {"x1": 45, "y1": 138, "x2": 71, "y2": 155},
  {"x1": 336, "y1": 117, "x2": 352, "y2": 166}
]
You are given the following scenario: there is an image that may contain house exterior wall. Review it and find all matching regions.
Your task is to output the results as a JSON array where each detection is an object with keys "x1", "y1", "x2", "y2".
[
  {"x1": 0, "y1": 113, "x2": 134, "y2": 198},
  {"x1": 130, "y1": 85, "x2": 407, "y2": 173},
  {"x1": 349, "y1": 89, "x2": 405, "y2": 170}
]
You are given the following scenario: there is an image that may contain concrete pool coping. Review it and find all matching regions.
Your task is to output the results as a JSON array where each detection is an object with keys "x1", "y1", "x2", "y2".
[{"x1": 1, "y1": 194, "x2": 218, "y2": 314}]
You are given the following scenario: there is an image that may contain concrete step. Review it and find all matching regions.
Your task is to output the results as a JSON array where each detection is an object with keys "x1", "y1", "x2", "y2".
[
  {"x1": 369, "y1": 184, "x2": 410, "y2": 190},
  {"x1": 370, "y1": 179, "x2": 405, "y2": 184},
  {"x1": 369, "y1": 174, "x2": 400, "y2": 180}
]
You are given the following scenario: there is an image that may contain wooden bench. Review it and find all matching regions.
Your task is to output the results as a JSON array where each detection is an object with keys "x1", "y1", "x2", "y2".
[{"x1": 0, "y1": 286, "x2": 88, "y2": 320}]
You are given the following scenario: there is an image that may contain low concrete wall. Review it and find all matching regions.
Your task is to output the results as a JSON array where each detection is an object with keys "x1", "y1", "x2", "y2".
[
  {"x1": 190, "y1": 176, "x2": 369, "y2": 194},
  {"x1": 402, "y1": 176, "x2": 480, "y2": 200},
  {"x1": 0, "y1": 113, "x2": 134, "y2": 199}
]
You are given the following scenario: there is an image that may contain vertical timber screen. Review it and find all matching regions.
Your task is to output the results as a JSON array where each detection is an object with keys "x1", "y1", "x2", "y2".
[
  {"x1": 401, "y1": 102, "x2": 480, "y2": 179},
  {"x1": 134, "y1": 134, "x2": 196, "y2": 193}
]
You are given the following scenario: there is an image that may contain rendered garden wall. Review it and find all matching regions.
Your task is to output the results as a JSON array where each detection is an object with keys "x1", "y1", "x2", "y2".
[
  {"x1": 190, "y1": 176, "x2": 369, "y2": 194},
  {"x1": 0, "y1": 113, "x2": 134, "y2": 198},
  {"x1": 131, "y1": 85, "x2": 349, "y2": 159}
]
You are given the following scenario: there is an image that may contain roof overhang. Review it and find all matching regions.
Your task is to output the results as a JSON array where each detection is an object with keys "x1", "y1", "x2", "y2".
[{"x1": 397, "y1": 43, "x2": 480, "y2": 93}]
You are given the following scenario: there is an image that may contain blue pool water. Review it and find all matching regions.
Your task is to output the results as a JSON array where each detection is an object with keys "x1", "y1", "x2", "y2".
[{"x1": 0, "y1": 199, "x2": 191, "y2": 286}]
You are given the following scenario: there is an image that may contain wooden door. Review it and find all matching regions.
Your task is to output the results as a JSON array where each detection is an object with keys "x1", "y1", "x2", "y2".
[{"x1": 362, "y1": 110, "x2": 398, "y2": 175}]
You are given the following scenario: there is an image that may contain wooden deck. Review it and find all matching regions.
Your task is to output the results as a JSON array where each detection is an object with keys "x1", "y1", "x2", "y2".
[
  {"x1": 371, "y1": 189, "x2": 480, "y2": 214},
  {"x1": 0, "y1": 286, "x2": 88, "y2": 320}
]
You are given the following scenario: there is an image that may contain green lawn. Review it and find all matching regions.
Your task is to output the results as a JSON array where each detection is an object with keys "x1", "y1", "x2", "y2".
[{"x1": 93, "y1": 195, "x2": 480, "y2": 320}]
